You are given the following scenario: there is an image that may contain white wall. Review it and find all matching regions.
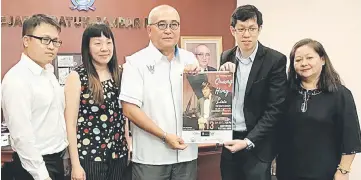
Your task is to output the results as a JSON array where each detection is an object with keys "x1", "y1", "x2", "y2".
[{"x1": 236, "y1": 0, "x2": 361, "y2": 179}]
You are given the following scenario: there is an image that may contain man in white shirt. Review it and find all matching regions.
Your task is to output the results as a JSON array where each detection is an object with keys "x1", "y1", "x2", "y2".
[
  {"x1": 1, "y1": 14, "x2": 68, "y2": 180},
  {"x1": 120, "y1": 5, "x2": 200, "y2": 180}
]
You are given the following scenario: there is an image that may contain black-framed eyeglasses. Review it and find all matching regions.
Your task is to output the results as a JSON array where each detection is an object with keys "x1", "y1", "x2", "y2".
[
  {"x1": 149, "y1": 20, "x2": 180, "y2": 30},
  {"x1": 233, "y1": 27, "x2": 259, "y2": 35},
  {"x1": 26, "y1": 35, "x2": 62, "y2": 47}
]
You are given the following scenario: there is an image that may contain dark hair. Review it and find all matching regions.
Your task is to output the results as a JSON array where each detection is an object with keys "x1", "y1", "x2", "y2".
[
  {"x1": 81, "y1": 23, "x2": 121, "y2": 104},
  {"x1": 201, "y1": 81, "x2": 213, "y2": 91},
  {"x1": 231, "y1": 5, "x2": 263, "y2": 27},
  {"x1": 288, "y1": 38, "x2": 341, "y2": 92},
  {"x1": 22, "y1": 14, "x2": 61, "y2": 37}
]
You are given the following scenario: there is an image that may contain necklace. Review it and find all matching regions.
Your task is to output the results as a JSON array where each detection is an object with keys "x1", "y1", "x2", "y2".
[{"x1": 298, "y1": 88, "x2": 322, "y2": 112}]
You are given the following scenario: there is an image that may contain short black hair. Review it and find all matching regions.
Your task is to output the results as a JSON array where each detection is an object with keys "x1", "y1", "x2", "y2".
[
  {"x1": 231, "y1": 5, "x2": 263, "y2": 27},
  {"x1": 22, "y1": 14, "x2": 61, "y2": 37},
  {"x1": 201, "y1": 81, "x2": 213, "y2": 91}
]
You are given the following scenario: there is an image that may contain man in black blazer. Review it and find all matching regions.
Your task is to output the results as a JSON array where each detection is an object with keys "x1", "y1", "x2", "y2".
[
  {"x1": 196, "y1": 82, "x2": 221, "y2": 130},
  {"x1": 219, "y1": 5, "x2": 287, "y2": 180}
]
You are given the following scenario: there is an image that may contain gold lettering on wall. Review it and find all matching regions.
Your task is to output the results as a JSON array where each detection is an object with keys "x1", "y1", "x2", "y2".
[
  {"x1": 66, "y1": 17, "x2": 73, "y2": 27},
  {"x1": 59, "y1": 16, "x2": 67, "y2": 28},
  {"x1": 1, "y1": 15, "x2": 147, "y2": 29},
  {"x1": 74, "y1": 17, "x2": 81, "y2": 28},
  {"x1": 82, "y1": 17, "x2": 90, "y2": 28}
]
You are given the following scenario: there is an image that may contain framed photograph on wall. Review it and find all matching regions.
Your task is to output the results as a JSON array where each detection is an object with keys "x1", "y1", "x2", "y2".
[
  {"x1": 180, "y1": 36, "x2": 222, "y2": 71},
  {"x1": 52, "y1": 53, "x2": 82, "y2": 86}
]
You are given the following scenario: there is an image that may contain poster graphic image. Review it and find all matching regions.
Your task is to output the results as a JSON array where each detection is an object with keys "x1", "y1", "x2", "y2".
[{"x1": 182, "y1": 71, "x2": 233, "y2": 143}]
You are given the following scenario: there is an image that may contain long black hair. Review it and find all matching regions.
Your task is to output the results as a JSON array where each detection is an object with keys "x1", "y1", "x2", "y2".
[{"x1": 81, "y1": 23, "x2": 120, "y2": 104}]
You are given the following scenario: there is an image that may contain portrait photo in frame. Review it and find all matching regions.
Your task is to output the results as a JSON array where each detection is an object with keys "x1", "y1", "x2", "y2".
[{"x1": 180, "y1": 36, "x2": 223, "y2": 71}]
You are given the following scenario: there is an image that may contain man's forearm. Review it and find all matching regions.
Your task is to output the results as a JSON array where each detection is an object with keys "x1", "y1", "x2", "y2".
[
  {"x1": 13, "y1": 138, "x2": 50, "y2": 180},
  {"x1": 122, "y1": 102, "x2": 165, "y2": 139}
]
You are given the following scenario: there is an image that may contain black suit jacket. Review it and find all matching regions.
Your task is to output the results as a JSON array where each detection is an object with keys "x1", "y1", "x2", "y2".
[
  {"x1": 206, "y1": 66, "x2": 217, "y2": 71},
  {"x1": 220, "y1": 42, "x2": 287, "y2": 162},
  {"x1": 196, "y1": 95, "x2": 221, "y2": 118}
]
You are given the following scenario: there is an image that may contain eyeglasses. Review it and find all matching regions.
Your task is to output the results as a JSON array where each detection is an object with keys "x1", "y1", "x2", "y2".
[
  {"x1": 196, "y1": 53, "x2": 211, "y2": 58},
  {"x1": 149, "y1": 20, "x2": 180, "y2": 30},
  {"x1": 26, "y1": 35, "x2": 62, "y2": 47},
  {"x1": 233, "y1": 27, "x2": 259, "y2": 35}
]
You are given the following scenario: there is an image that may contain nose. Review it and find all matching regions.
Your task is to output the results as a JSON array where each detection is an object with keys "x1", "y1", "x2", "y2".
[
  {"x1": 163, "y1": 26, "x2": 172, "y2": 34},
  {"x1": 164, "y1": 30, "x2": 171, "y2": 35},
  {"x1": 47, "y1": 42, "x2": 55, "y2": 50},
  {"x1": 300, "y1": 59, "x2": 308, "y2": 66},
  {"x1": 242, "y1": 30, "x2": 251, "y2": 38},
  {"x1": 100, "y1": 43, "x2": 108, "y2": 51}
]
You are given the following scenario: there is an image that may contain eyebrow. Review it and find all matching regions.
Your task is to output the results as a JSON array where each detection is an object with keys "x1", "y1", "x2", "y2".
[
  {"x1": 39, "y1": 35, "x2": 59, "y2": 40},
  {"x1": 238, "y1": 25, "x2": 257, "y2": 28},
  {"x1": 92, "y1": 37, "x2": 112, "y2": 40},
  {"x1": 157, "y1": 20, "x2": 179, "y2": 23}
]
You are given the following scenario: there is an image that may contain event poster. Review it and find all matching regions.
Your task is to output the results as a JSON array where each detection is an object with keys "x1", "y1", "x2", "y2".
[{"x1": 182, "y1": 71, "x2": 233, "y2": 143}]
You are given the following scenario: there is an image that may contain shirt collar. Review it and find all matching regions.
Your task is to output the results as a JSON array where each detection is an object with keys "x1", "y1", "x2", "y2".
[
  {"x1": 236, "y1": 41, "x2": 259, "y2": 62},
  {"x1": 20, "y1": 53, "x2": 44, "y2": 75},
  {"x1": 147, "y1": 41, "x2": 179, "y2": 64}
]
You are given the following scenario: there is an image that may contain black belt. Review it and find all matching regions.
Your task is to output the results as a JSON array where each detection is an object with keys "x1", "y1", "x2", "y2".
[{"x1": 43, "y1": 149, "x2": 66, "y2": 158}]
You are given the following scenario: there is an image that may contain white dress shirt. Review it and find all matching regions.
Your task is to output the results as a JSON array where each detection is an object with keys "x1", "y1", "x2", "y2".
[
  {"x1": 203, "y1": 94, "x2": 211, "y2": 119},
  {"x1": 120, "y1": 42, "x2": 198, "y2": 165},
  {"x1": 1, "y1": 53, "x2": 68, "y2": 180}
]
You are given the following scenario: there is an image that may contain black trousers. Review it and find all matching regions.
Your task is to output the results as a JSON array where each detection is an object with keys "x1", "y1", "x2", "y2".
[
  {"x1": 80, "y1": 155, "x2": 129, "y2": 180},
  {"x1": 220, "y1": 131, "x2": 271, "y2": 180},
  {"x1": 12, "y1": 150, "x2": 65, "y2": 180}
]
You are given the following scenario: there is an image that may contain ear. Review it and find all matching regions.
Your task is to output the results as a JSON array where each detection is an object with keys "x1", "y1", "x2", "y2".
[
  {"x1": 147, "y1": 25, "x2": 152, "y2": 38},
  {"x1": 258, "y1": 25, "x2": 262, "y2": 33},
  {"x1": 230, "y1": 26, "x2": 236, "y2": 37},
  {"x1": 321, "y1": 56, "x2": 326, "y2": 66},
  {"x1": 23, "y1": 36, "x2": 30, "y2": 47}
]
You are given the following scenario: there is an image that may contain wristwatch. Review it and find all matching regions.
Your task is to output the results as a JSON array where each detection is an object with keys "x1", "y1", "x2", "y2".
[{"x1": 244, "y1": 138, "x2": 255, "y2": 150}]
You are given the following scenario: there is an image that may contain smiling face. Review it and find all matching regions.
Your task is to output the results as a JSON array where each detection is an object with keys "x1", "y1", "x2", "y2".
[
  {"x1": 294, "y1": 45, "x2": 325, "y2": 82},
  {"x1": 89, "y1": 32, "x2": 114, "y2": 66}
]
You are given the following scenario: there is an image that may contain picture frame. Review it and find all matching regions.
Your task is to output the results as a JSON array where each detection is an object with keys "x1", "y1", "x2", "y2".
[
  {"x1": 52, "y1": 53, "x2": 82, "y2": 86},
  {"x1": 180, "y1": 36, "x2": 223, "y2": 71}
]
